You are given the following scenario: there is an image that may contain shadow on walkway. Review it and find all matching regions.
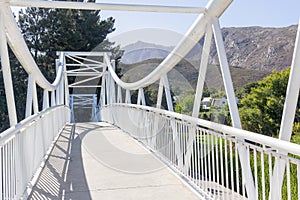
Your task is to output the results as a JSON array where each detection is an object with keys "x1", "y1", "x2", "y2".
[{"x1": 29, "y1": 123, "x2": 102, "y2": 200}]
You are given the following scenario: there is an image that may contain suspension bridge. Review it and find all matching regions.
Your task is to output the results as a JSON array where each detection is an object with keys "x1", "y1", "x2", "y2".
[{"x1": 1, "y1": 0, "x2": 300, "y2": 199}]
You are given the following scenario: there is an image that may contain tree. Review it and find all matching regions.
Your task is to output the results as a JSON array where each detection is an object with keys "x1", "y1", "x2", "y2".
[
  {"x1": 18, "y1": 6, "x2": 116, "y2": 81},
  {"x1": 175, "y1": 92, "x2": 194, "y2": 115},
  {"x1": 0, "y1": 2, "x2": 119, "y2": 131},
  {"x1": 239, "y1": 68, "x2": 300, "y2": 137}
]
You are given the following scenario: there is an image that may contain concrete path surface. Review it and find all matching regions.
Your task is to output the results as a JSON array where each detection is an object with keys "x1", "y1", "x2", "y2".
[{"x1": 29, "y1": 122, "x2": 200, "y2": 200}]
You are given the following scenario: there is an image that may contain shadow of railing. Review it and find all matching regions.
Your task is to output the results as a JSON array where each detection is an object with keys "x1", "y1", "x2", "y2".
[{"x1": 29, "y1": 123, "x2": 102, "y2": 199}]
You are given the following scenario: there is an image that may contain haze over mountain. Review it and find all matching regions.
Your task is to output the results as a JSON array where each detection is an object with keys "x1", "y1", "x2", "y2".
[{"x1": 121, "y1": 25, "x2": 297, "y2": 72}]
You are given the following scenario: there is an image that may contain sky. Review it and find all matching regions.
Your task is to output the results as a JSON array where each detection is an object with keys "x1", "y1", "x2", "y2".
[{"x1": 95, "y1": 0, "x2": 300, "y2": 47}]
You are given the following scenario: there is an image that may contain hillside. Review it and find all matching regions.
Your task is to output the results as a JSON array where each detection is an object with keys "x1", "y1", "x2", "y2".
[
  {"x1": 119, "y1": 58, "x2": 269, "y2": 94},
  {"x1": 121, "y1": 25, "x2": 297, "y2": 72}
]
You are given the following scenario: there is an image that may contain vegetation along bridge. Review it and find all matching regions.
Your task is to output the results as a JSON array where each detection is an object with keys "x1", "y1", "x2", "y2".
[{"x1": 0, "y1": 0, "x2": 300, "y2": 199}]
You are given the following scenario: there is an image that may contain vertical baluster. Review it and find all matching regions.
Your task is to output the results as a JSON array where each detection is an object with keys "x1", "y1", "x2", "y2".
[
  {"x1": 224, "y1": 136, "x2": 229, "y2": 199},
  {"x1": 215, "y1": 133, "x2": 220, "y2": 198},
  {"x1": 191, "y1": 126, "x2": 195, "y2": 182},
  {"x1": 204, "y1": 130, "x2": 208, "y2": 193},
  {"x1": 235, "y1": 142, "x2": 240, "y2": 197},
  {"x1": 220, "y1": 135, "x2": 224, "y2": 200},
  {"x1": 211, "y1": 133, "x2": 216, "y2": 198},
  {"x1": 297, "y1": 164, "x2": 300, "y2": 200},
  {"x1": 200, "y1": 129, "x2": 204, "y2": 190},
  {"x1": 196, "y1": 129, "x2": 201, "y2": 187},
  {"x1": 253, "y1": 148, "x2": 258, "y2": 199},
  {"x1": 207, "y1": 131, "x2": 212, "y2": 196},
  {"x1": 269, "y1": 152, "x2": 273, "y2": 198},
  {"x1": 286, "y1": 160, "x2": 291, "y2": 200},
  {"x1": 229, "y1": 139, "x2": 234, "y2": 198}
]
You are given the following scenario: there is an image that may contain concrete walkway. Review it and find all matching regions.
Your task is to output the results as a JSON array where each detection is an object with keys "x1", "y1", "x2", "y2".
[{"x1": 29, "y1": 122, "x2": 200, "y2": 200}]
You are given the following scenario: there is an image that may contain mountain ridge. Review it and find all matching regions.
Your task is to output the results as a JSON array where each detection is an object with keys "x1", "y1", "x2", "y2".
[{"x1": 120, "y1": 25, "x2": 297, "y2": 72}]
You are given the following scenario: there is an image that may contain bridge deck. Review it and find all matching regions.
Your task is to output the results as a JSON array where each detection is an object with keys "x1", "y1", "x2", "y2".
[{"x1": 29, "y1": 122, "x2": 199, "y2": 200}]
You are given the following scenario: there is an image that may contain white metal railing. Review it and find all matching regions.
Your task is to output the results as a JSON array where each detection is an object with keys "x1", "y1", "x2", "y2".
[
  {"x1": 1, "y1": 2, "x2": 72, "y2": 199},
  {"x1": 101, "y1": 104, "x2": 300, "y2": 199},
  {"x1": 0, "y1": 105, "x2": 70, "y2": 199}
]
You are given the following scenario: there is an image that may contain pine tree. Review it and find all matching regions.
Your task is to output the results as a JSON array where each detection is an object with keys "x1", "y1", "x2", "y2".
[{"x1": 0, "y1": 1, "x2": 121, "y2": 131}]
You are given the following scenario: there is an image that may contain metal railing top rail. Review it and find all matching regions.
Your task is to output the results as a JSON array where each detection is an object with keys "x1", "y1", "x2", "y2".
[
  {"x1": 62, "y1": 51, "x2": 112, "y2": 56},
  {"x1": 0, "y1": 5, "x2": 65, "y2": 91},
  {"x1": 0, "y1": 105, "x2": 69, "y2": 146},
  {"x1": 106, "y1": 103, "x2": 300, "y2": 157},
  {"x1": 9, "y1": 0, "x2": 206, "y2": 14}
]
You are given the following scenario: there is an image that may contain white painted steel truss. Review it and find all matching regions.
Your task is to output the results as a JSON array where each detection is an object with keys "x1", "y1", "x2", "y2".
[{"x1": 0, "y1": 0, "x2": 299, "y2": 199}]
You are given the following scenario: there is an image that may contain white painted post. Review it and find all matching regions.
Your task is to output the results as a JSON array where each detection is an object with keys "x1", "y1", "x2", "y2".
[
  {"x1": 156, "y1": 77, "x2": 164, "y2": 109},
  {"x1": 117, "y1": 85, "x2": 122, "y2": 103},
  {"x1": 105, "y1": 72, "x2": 111, "y2": 105},
  {"x1": 184, "y1": 21, "x2": 213, "y2": 175},
  {"x1": 60, "y1": 52, "x2": 70, "y2": 107},
  {"x1": 32, "y1": 79, "x2": 39, "y2": 114},
  {"x1": 110, "y1": 60, "x2": 116, "y2": 103},
  {"x1": 125, "y1": 90, "x2": 131, "y2": 104},
  {"x1": 192, "y1": 22, "x2": 213, "y2": 118},
  {"x1": 55, "y1": 59, "x2": 61, "y2": 105},
  {"x1": 140, "y1": 88, "x2": 146, "y2": 106},
  {"x1": 59, "y1": 75, "x2": 64, "y2": 105},
  {"x1": 270, "y1": 20, "x2": 300, "y2": 200},
  {"x1": 25, "y1": 74, "x2": 34, "y2": 118},
  {"x1": 42, "y1": 90, "x2": 49, "y2": 110},
  {"x1": 100, "y1": 67, "x2": 106, "y2": 106},
  {"x1": 162, "y1": 75, "x2": 174, "y2": 112},
  {"x1": 137, "y1": 88, "x2": 146, "y2": 105},
  {"x1": 212, "y1": 18, "x2": 256, "y2": 199},
  {"x1": 0, "y1": 10, "x2": 17, "y2": 126},
  {"x1": 51, "y1": 91, "x2": 56, "y2": 107}
]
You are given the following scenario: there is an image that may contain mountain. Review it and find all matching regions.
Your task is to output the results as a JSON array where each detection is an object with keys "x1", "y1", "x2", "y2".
[
  {"x1": 121, "y1": 41, "x2": 173, "y2": 64},
  {"x1": 120, "y1": 25, "x2": 297, "y2": 72},
  {"x1": 212, "y1": 25, "x2": 297, "y2": 71},
  {"x1": 119, "y1": 58, "x2": 269, "y2": 93}
]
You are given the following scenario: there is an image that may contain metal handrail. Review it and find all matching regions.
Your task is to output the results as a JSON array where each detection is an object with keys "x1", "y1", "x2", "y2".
[
  {"x1": 106, "y1": 103, "x2": 300, "y2": 157},
  {"x1": 0, "y1": 105, "x2": 69, "y2": 145}
]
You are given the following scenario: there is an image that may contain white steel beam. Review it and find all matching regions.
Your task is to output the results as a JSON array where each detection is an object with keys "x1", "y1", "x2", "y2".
[
  {"x1": 105, "y1": 72, "x2": 111, "y2": 105},
  {"x1": 32, "y1": 79, "x2": 39, "y2": 114},
  {"x1": 270, "y1": 20, "x2": 300, "y2": 200},
  {"x1": 184, "y1": 22, "x2": 213, "y2": 176},
  {"x1": 162, "y1": 75, "x2": 174, "y2": 112},
  {"x1": 42, "y1": 90, "x2": 49, "y2": 110},
  {"x1": 63, "y1": 51, "x2": 111, "y2": 56},
  {"x1": 69, "y1": 85, "x2": 102, "y2": 88},
  {"x1": 100, "y1": 68, "x2": 106, "y2": 106},
  {"x1": 110, "y1": 60, "x2": 116, "y2": 104},
  {"x1": 0, "y1": 10, "x2": 17, "y2": 126},
  {"x1": 25, "y1": 75, "x2": 34, "y2": 118},
  {"x1": 62, "y1": 53, "x2": 70, "y2": 107},
  {"x1": 212, "y1": 18, "x2": 256, "y2": 199},
  {"x1": 137, "y1": 88, "x2": 146, "y2": 106},
  {"x1": 117, "y1": 86, "x2": 122, "y2": 103},
  {"x1": 104, "y1": 0, "x2": 233, "y2": 90},
  {"x1": 69, "y1": 74, "x2": 103, "y2": 87},
  {"x1": 125, "y1": 90, "x2": 131, "y2": 104},
  {"x1": 156, "y1": 77, "x2": 164, "y2": 109},
  {"x1": 67, "y1": 73, "x2": 103, "y2": 76},
  {"x1": 2, "y1": 5, "x2": 63, "y2": 91},
  {"x1": 51, "y1": 91, "x2": 56, "y2": 107},
  {"x1": 279, "y1": 20, "x2": 300, "y2": 146},
  {"x1": 192, "y1": 22, "x2": 213, "y2": 118},
  {"x1": 9, "y1": 0, "x2": 206, "y2": 14}
]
